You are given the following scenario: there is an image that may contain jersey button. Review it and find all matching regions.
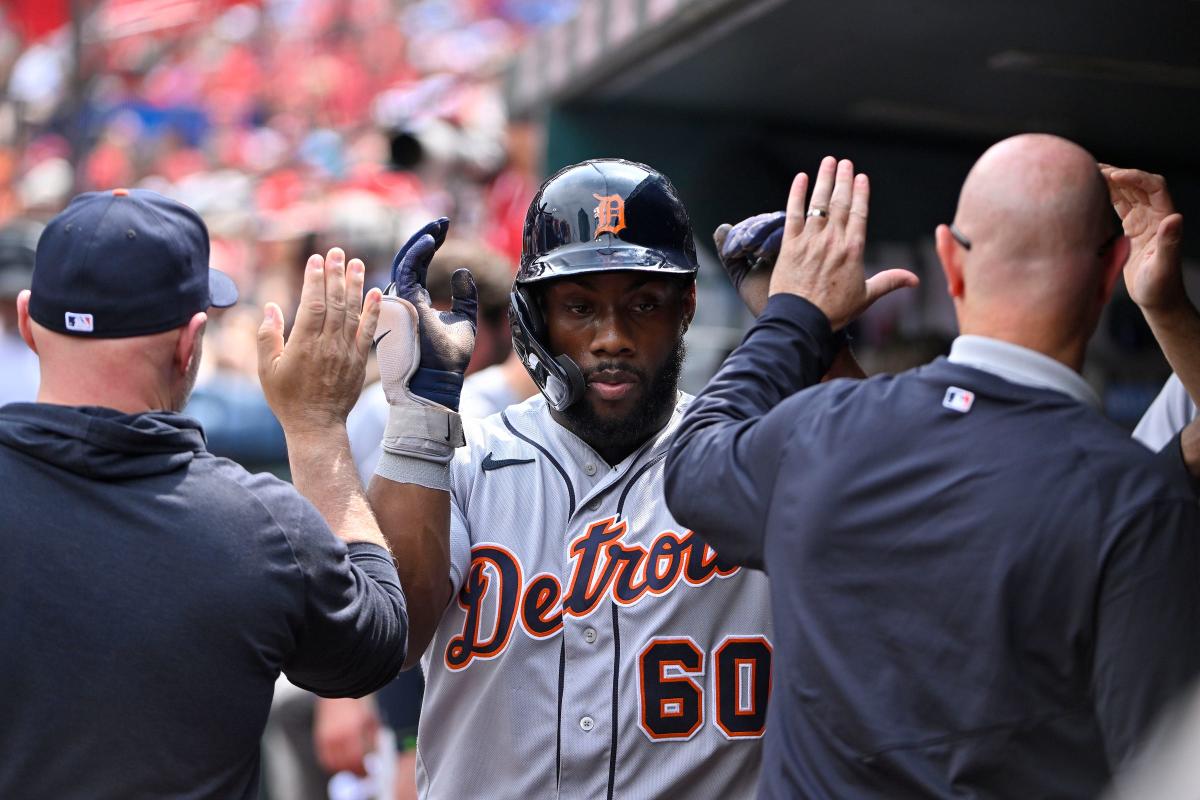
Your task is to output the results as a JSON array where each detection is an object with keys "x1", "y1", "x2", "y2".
[
  {"x1": 583, "y1": 463, "x2": 597, "y2": 476},
  {"x1": 583, "y1": 627, "x2": 597, "y2": 644},
  {"x1": 580, "y1": 716, "x2": 595, "y2": 732},
  {"x1": 587, "y1": 499, "x2": 600, "y2": 512}
]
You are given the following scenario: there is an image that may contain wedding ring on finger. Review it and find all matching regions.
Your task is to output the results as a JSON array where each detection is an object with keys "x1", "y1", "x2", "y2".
[{"x1": 806, "y1": 208, "x2": 829, "y2": 218}]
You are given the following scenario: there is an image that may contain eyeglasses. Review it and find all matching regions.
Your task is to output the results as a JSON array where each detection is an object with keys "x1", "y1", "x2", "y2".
[{"x1": 949, "y1": 222, "x2": 1122, "y2": 256}]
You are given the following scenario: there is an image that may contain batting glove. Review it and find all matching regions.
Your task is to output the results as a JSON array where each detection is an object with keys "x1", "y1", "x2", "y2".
[
  {"x1": 376, "y1": 218, "x2": 478, "y2": 463},
  {"x1": 713, "y1": 210, "x2": 785, "y2": 294}
]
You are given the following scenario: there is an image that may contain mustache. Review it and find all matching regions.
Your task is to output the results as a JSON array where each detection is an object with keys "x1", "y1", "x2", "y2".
[{"x1": 583, "y1": 361, "x2": 648, "y2": 382}]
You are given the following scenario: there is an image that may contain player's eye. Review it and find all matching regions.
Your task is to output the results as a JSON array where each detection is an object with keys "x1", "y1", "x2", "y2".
[
  {"x1": 630, "y1": 293, "x2": 665, "y2": 313},
  {"x1": 564, "y1": 302, "x2": 592, "y2": 315}
]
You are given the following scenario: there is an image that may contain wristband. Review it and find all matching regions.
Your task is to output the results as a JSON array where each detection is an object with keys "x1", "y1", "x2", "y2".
[{"x1": 409, "y1": 368, "x2": 464, "y2": 411}]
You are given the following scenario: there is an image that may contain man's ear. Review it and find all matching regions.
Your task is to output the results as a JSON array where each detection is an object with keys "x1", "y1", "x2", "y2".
[
  {"x1": 16, "y1": 291, "x2": 37, "y2": 354},
  {"x1": 176, "y1": 312, "x2": 208, "y2": 376},
  {"x1": 935, "y1": 224, "x2": 965, "y2": 300},
  {"x1": 682, "y1": 280, "x2": 697, "y2": 331}
]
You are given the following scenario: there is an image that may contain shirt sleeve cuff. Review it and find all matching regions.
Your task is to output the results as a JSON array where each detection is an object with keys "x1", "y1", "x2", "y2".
[{"x1": 758, "y1": 292, "x2": 842, "y2": 374}]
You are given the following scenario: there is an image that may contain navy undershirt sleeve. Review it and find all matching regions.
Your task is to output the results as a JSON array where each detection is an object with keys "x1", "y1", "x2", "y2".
[
  {"x1": 280, "y1": 497, "x2": 408, "y2": 697},
  {"x1": 665, "y1": 293, "x2": 839, "y2": 570}
]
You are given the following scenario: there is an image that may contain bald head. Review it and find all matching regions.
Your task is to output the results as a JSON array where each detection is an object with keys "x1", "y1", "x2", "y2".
[
  {"x1": 957, "y1": 134, "x2": 1114, "y2": 262},
  {"x1": 938, "y1": 134, "x2": 1129, "y2": 369}
]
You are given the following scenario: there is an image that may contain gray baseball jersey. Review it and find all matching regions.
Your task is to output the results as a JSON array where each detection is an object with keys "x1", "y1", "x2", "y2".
[{"x1": 417, "y1": 393, "x2": 773, "y2": 799}]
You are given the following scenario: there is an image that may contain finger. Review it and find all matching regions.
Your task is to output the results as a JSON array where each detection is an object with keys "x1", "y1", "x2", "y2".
[
  {"x1": 713, "y1": 223, "x2": 731, "y2": 255},
  {"x1": 342, "y1": 257, "x2": 366, "y2": 344},
  {"x1": 390, "y1": 217, "x2": 450, "y2": 286},
  {"x1": 323, "y1": 247, "x2": 347, "y2": 336},
  {"x1": 846, "y1": 173, "x2": 871, "y2": 244},
  {"x1": 863, "y1": 268, "x2": 920, "y2": 308},
  {"x1": 356, "y1": 288, "x2": 382, "y2": 362},
  {"x1": 755, "y1": 226, "x2": 784, "y2": 261},
  {"x1": 293, "y1": 253, "x2": 326, "y2": 338},
  {"x1": 828, "y1": 159, "x2": 855, "y2": 225},
  {"x1": 450, "y1": 268, "x2": 479, "y2": 328},
  {"x1": 256, "y1": 302, "x2": 285, "y2": 381},
  {"x1": 782, "y1": 172, "x2": 810, "y2": 239},
  {"x1": 346, "y1": 258, "x2": 367, "y2": 316},
  {"x1": 1156, "y1": 213, "x2": 1184, "y2": 265},
  {"x1": 806, "y1": 156, "x2": 838, "y2": 220},
  {"x1": 395, "y1": 234, "x2": 437, "y2": 300}
]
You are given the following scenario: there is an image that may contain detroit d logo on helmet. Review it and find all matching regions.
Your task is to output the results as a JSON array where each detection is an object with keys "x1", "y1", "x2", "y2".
[{"x1": 593, "y1": 193, "x2": 627, "y2": 237}]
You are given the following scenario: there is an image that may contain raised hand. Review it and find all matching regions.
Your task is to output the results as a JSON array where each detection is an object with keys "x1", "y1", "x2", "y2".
[
  {"x1": 770, "y1": 156, "x2": 918, "y2": 331},
  {"x1": 1099, "y1": 165, "x2": 1186, "y2": 314},
  {"x1": 713, "y1": 211, "x2": 784, "y2": 315},
  {"x1": 382, "y1": 218, "x2": 477, "y2": 410},
  {"x1": 257, "y1": 247, "x2": 381, "y2": 433}
]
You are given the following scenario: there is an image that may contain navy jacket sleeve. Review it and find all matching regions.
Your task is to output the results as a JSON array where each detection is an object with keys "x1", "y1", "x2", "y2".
[
  {"x1": 665, "y1": 293, "x2": 839, "y2": 569},
  {"x1": 1092, "y1": 497, "x2": 1200, "y2": 767},
  {"x1": 276, "y1": 493, "x2": 409, "y2": 698},
  {"x1": 1150, "y1": 430, "x2": 1200, "y2": 498}
]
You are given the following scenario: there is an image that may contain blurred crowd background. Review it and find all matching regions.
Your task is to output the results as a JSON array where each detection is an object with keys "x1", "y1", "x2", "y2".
[
  {"x1": 1, "y1": 0, "x2": 577, "y2": 469},
  {"x1": 2, "y1": 1, "x2": 1197, "y2": 796}
]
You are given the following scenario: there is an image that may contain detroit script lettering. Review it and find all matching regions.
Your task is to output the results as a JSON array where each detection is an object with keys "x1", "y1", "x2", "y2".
[{"x1": 445, "y1": 517, "x2": 740, "y2": 670}]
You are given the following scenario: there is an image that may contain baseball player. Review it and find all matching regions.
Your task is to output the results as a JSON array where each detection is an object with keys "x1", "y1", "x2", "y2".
[{"x1": 363, "y1": 160, "x2": 807, "y2": 798}]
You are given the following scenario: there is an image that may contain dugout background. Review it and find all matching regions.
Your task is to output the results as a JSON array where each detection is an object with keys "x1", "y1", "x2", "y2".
[{"x1": 505, "y1": 0, "x2": 1200, "y2": 425}]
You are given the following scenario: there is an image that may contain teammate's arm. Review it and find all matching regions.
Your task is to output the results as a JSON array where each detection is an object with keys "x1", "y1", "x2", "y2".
[
  {"x1": 258, "y1": 247, "x2": 408, "y2": 697},
  {"x1": 667, "y1": 158, "x2": 917, "y2": 566},
  {"x1": 1102, "y1": 166, "x2": 1199, "y2": 402},
  {"x1": 368, "y1": 219, "x2": 476, "y2": 669},
  {"x1": 258, "y1": 247, "x2": 387, "y2": 551}
]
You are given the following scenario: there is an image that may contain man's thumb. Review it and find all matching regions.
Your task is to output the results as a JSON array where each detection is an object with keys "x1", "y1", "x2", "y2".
[
  {"x1": 1157, "y1": 213, "x2": 1184, "y2": 260},
  {"x1": 257, "y1": 302, "x2": 285, "y2": 378},
  {"x1": 864, "y1": 268, "x2": 920, "y2": 308}
]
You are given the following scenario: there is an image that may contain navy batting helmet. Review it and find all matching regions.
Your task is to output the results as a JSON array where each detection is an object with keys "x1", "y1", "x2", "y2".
[{"x1": 509, "y1": 158, "x2": 699, "y2": 410}]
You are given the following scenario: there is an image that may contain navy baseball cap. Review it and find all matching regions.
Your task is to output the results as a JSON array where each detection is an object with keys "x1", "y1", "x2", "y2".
[{"x1": 29, "y1": 188, "x2": 238, "y2": 337}]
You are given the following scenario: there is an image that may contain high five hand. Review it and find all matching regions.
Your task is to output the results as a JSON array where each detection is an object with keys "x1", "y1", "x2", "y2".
[{"x1": 770, "y1": 157, "x2": 918, "y2": 331}]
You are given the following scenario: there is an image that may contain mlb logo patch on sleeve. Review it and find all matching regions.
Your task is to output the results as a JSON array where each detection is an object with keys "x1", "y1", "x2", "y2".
[
  {"x1": 943, "y1": 386, "x2": 975, "y2": 413},
  {"x1": 65, "y1": 312, "x2": 94, "y2": 332}
]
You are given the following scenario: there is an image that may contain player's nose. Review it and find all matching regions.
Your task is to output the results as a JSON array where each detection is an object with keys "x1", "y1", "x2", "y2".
[{"x1": 590, "y1": 308, "x2": 636, "y2": 357}]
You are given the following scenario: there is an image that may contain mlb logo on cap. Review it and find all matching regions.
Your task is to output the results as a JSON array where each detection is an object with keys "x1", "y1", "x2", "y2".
[
  {"x1": 65, "y1": 312, "x2": 94, "y2": 332},
  {"x1": 943, "y1": 386, "x2": 975, "y2": 413}
]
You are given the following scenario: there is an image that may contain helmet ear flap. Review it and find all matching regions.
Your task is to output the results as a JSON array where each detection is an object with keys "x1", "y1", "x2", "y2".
[{"x1": 509, "y1": 287, "x2": 586, "y2": 411}]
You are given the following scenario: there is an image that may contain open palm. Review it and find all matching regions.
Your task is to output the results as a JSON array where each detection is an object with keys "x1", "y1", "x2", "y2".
[{"x1": 1100, "y1": 165, "x2": 1185, "y2": 312}]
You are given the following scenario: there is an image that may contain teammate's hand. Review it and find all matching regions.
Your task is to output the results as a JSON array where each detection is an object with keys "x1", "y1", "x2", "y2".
[
  {"x1": 384, "y1": 218, "x2": 478, "y2": 409},
  {"x1": 770, "y1": 157, "x2": 918, "y2": 331},
  {"x1": 713, "y1": 211, "x2": 784, "y2": 315},
  {"x1": 1100, "y1": 165, "x2": 1187, "y2": 315},
  {"x1": 313, "y1": 696, "x2": 380, "y2": 778},
  {"x1": 257, "y1": 247, "x2": 382, "y2": 434}
]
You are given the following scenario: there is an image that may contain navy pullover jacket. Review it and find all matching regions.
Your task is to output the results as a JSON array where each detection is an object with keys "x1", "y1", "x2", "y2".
[
  {"x1": 0, "y1": 403, "x2": 407, "y2": 799},
  {"x1": 664, "y1": 294, "x2": 1200, "y2": 799}
]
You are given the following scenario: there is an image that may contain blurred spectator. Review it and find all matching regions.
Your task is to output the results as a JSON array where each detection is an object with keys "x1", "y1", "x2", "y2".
[{"x1": 0, "y1": 218, "x2": 41, "y2": 405}]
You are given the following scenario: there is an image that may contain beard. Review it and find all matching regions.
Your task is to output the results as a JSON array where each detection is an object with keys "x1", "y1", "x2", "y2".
[{"x1": 559, "y1": 335, "x2": 686, "y2": 458}]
